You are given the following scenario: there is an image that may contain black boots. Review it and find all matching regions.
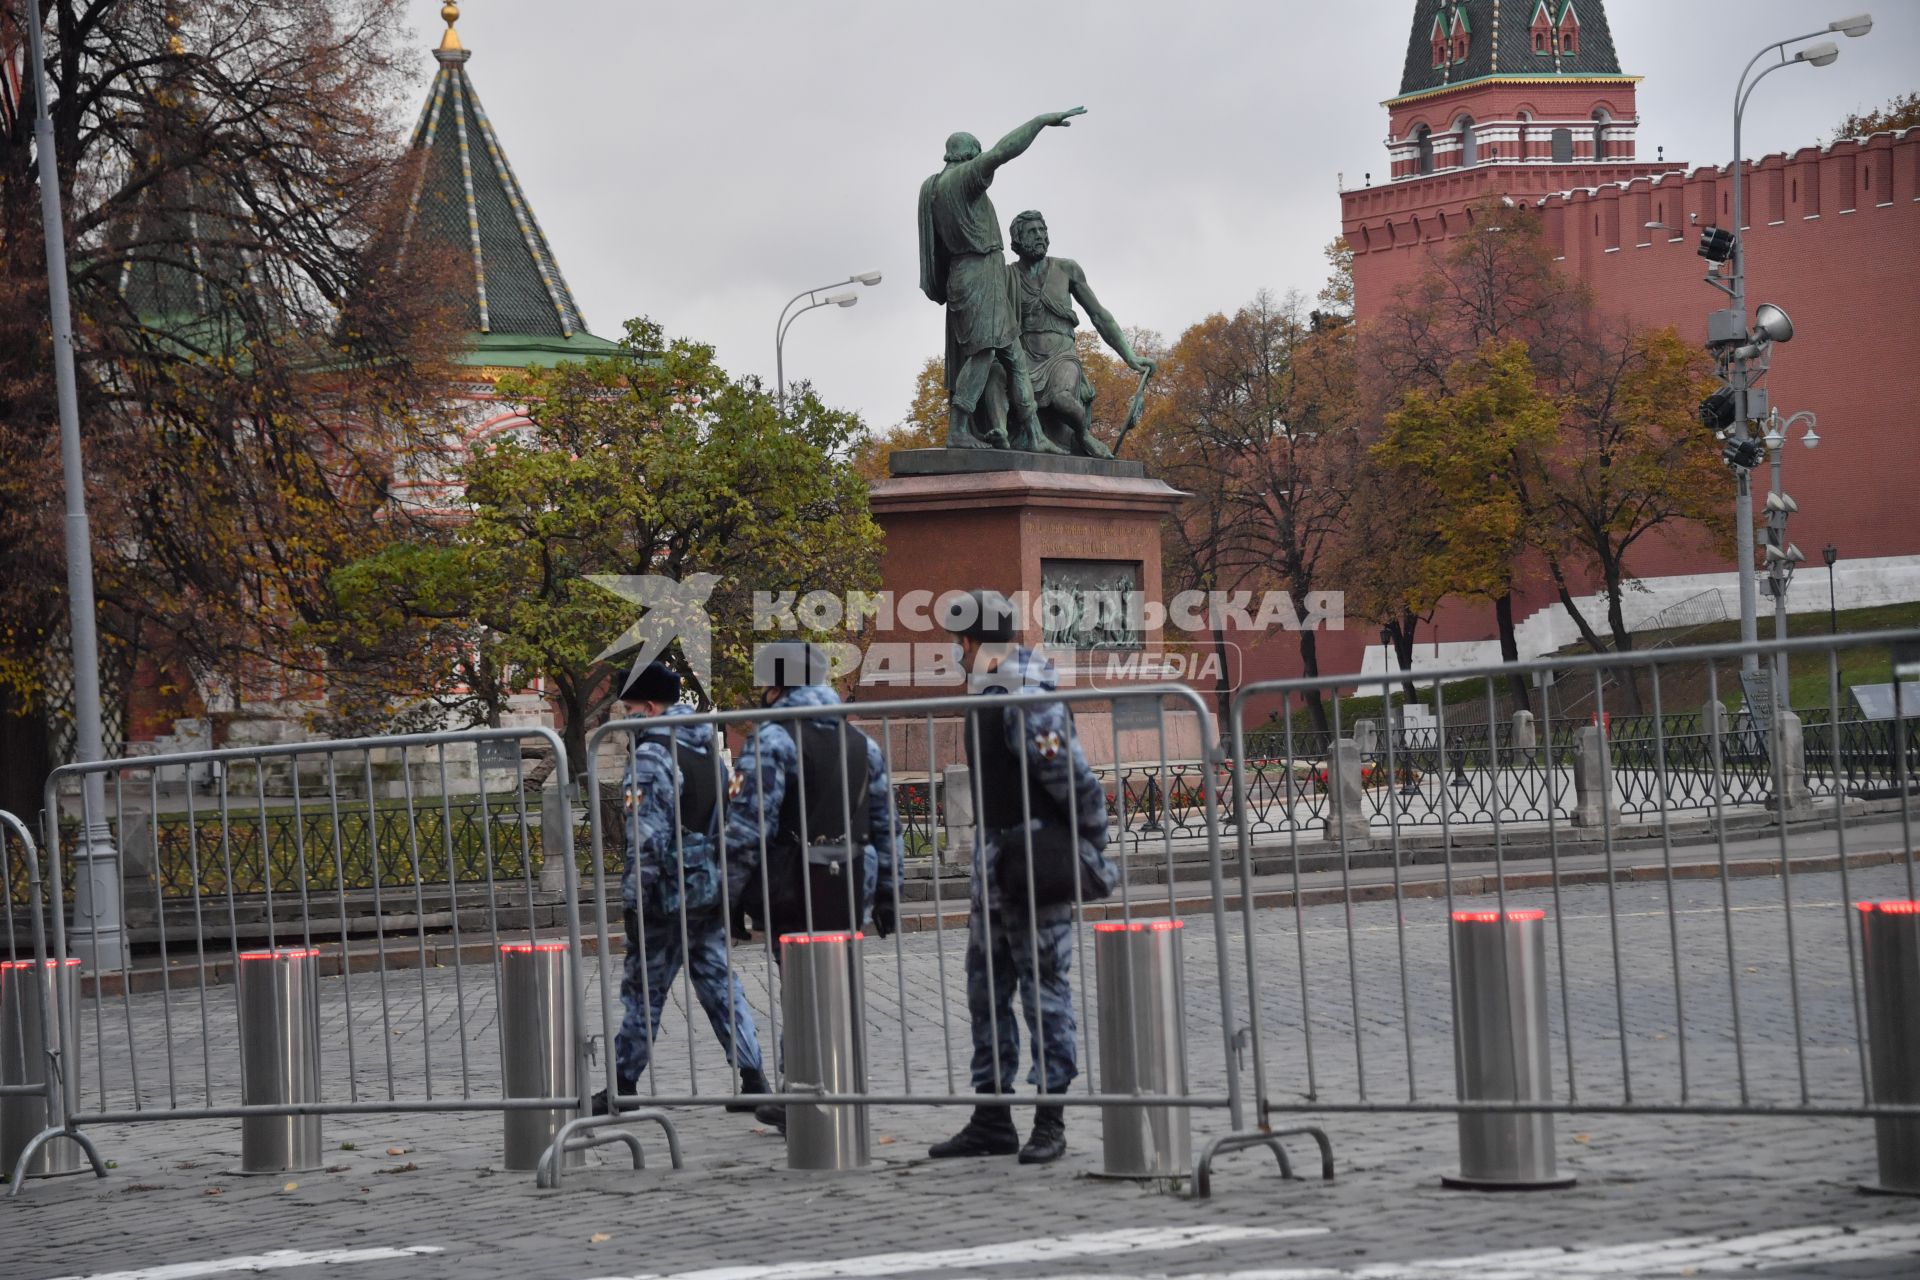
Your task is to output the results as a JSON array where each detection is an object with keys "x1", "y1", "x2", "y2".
[
  {"x1": 1018, "y1": 1104, "x2": 1066, "y2": 1165},
  {"x1": 928, "y1": 1105, "x2": 1021, "y2": 1158},
  {"x1": 591, "y1": 1075, "x2": 639, "y2": 1116},
  {"x1": 753, "y1": 1101, "x2": 786, "y2": 1132},
  {"x1": 728, "y1": 1067, "x2": 772, "y2": 1114}
]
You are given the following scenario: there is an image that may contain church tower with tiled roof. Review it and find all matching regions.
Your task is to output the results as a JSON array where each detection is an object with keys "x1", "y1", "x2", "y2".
[
  {"x1": 1388, "y1": 0, "x2": 1640, "y2": 179},
  {"x1": 399, "y1": 3, "x2": 616, "y2": 371},
  {"x1": 1340, "y1": 0, "x2": 1679, "y2": 317}
]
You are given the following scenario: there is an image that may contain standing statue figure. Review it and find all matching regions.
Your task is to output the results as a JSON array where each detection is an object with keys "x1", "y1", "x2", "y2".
[
  {"x1": 917, "y1": 110, "x2": 1084, "y2": 454},
  {"x1": 1007, "y1": 210, "x2": 1156, "y2": 458}
]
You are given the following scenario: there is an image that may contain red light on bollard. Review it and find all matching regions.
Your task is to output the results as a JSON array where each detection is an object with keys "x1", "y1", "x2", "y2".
[
  {"x1": 1856, "y1": 901, "x2": 1920, "y2": 916},
  {"x1": 779, "y1": 932, "x2": 864, "y2": 946},
  {"x1": 1450, "y1": 909, "x2": 1546, "y2": 924},
  {"x1": 1093, "y1": 919, "x2": 1184, "y2": 933},
  {"x1": 237, "y1": 948, "x2": 320, "y2": 962},
  {"x1": 499, "y1": 941, "x2": 570, "y2": 953}
]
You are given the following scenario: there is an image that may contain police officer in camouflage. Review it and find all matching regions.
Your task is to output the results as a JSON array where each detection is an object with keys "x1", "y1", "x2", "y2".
[
  {"x1": 724, "y1": 640, "x2": 901, "y2": 1130},
  {"x1": 931, "y1": 590, "x2": 1116, "y2": 1164},
  {"x1": 594, "y1": 660, "x2": 769, "y2": 1117}
]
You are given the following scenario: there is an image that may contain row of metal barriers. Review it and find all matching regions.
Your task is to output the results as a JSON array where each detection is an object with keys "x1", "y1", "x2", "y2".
[{"x1": 2, "y1": 630, "x2": 1917, "y2": 1196}]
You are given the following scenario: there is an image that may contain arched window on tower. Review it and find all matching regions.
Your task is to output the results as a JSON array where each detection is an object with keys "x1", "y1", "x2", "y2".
[
  {"x1": 1551, "y1": 127, "x2": 1573, "y2": 163},
  {"x1": 1517, "y1": 111, "x2": 1531, "y2": 160},
  {"x1": 1458, "y1": 116, "x2": 1477, "y2": 168},
  {"x1": 1592, "y1": 109, "x2": 1611, "y2": 160},
  {"x1": 1415, "y1": 125, "x2": 1434, "y2": 176}
]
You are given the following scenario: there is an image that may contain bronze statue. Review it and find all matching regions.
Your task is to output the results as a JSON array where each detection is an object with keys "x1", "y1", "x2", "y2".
[
  {"x1": 917, "y1": 110, "x2": 1083, "y2": 454},
  {"x1": 1007, "y1": 210, "x2": 1155, "y2": 458}
]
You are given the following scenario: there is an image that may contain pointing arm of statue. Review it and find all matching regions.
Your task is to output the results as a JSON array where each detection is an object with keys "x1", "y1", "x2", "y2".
[{"x1": 979, "y1": 107, "x2": 1088, "y2": 176}]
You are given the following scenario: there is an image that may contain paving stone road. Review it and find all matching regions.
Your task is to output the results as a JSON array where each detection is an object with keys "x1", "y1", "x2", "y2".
[{"x1": 5, "y1": 863, "x2": 1919, "y2": 1280}]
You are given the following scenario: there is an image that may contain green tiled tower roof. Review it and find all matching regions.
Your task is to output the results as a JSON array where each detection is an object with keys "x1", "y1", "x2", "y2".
[
  {"x1": 1397, "y1": 0, "x2": 1625, "y2": 101},
  {"x1": 400, "y1": 4, "x2": 616, "y2": 367}
]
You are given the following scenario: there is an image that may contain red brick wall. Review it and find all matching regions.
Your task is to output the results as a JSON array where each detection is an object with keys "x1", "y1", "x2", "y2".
[{"x1": 1236, "y1": 129, "x2": 1920, "y2": 697}]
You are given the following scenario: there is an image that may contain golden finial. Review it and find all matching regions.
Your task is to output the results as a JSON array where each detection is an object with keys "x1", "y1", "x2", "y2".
[{"x1": 438, "y1": 2, "x2": 463, "y2": 53}]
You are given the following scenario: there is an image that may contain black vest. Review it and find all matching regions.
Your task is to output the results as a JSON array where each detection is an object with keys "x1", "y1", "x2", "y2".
[
  {"x1": 641, "y1": 731, "x2": 723, "y2": 834},
  {"x1": 966, "y1": 702, "x2": 1062, "y2": 831},
  {"x1": 777, "y1": 720, "x2": 872, "y2": 849}
]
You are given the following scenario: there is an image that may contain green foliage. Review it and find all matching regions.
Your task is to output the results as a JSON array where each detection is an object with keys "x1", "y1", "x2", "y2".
[
  {"x1": 328, "y1": 318, "x2": 883, "y2": 767},
  {"x1": 1375, "y1": 340, "x2": 1559, "y2": 606}
]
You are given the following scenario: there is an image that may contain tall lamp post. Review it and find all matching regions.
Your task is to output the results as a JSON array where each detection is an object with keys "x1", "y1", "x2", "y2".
[
  {"x1": 1823, "y1": 544, "x2": 1840, "y2": 634},
  {"x1": 25, "y1": 3, "x2": 123, "y2": 968},
  {"x1": 1760, "y1": 408, "x2": 1820, "y2": 707},
  {"x1": 1705, "y1": 13, "x2": 1870, "y2": 675},
  {"x1": 775, "y1": 271, "x2": 882, "y2": 413}
]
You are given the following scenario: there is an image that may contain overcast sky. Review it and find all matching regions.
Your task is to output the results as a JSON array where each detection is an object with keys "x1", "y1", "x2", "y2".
[{"x1": 405, "y1": 0, "x2": 1916, "y2": 434}]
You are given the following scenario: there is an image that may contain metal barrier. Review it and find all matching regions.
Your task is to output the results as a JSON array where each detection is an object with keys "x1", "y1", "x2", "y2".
[
  {"x1": 11, "y1": 726, "x2": 653, "y2": 1190},
  {"x1": 568, "y1": 681, "x2": 1251, "y2": 1184},
  {"x1": 2, "y1": 809, "x2": 105, "y2": 1190},
  {"x1": 7, "y1": 628, "x2": 1918, "y2": 1199},
  {"x1": 1204, "y1": 628, "x2": 1920, "y2": 1194}
]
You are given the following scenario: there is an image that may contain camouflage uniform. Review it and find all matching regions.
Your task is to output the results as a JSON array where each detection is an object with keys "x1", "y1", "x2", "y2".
[
  {"x1": 722, "y1": 683, "x2": 901, "y2": 926},
  {"x1": 617, "y1": 705, "x2": 763, "y2": 1083},
  {"x1": 965, "y1": 647, "x2": 1117, "y2": 1094}
]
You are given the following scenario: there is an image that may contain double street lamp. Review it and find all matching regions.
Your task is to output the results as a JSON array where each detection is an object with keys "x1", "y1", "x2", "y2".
[
  {"x1": 1705, "y1": 13, "x2": 1871, "y2": 676},
  {"x1": 775, "y1": 271, "x2": 882, "y2": 413}
]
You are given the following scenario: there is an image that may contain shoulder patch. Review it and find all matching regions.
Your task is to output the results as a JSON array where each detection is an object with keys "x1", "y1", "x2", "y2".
[{"x1": 1032, "y1": 728, "x2": 1063, "y2": 761}]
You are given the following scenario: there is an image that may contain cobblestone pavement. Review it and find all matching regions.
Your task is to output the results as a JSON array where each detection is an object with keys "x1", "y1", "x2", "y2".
[{"x1": 5, "y1": 865, "x2": 1920, "y2": 1280}]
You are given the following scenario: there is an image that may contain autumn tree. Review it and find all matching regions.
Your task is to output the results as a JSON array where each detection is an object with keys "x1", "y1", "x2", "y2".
[
  {"x1": 1, "y1": 0, "x2": 457, "y2": 807},
  {"x1": 850, "y1": 357, "x2": 947, "y2": 483},
  {"x1": 1374, "y1": 341, "x2": 1560, "y2": 707},
  {"x1": 329, "y1": 319, "x2": 884, "y2": 772},
  {"x1": 1369, "y1": 203, "x2": 1587, "y2": 703},
  {"x1": 1138, "y1": 292, "x2": 1354, "y2": 732},
  {"x1": 1523, "y1": 324, "x2": 1733, "y2": 707},
  {"x1": 1832, "y1": 90, "x2": 1920, "y2": 140}
]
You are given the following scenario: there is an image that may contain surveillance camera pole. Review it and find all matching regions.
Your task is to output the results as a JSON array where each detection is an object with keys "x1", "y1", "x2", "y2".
[
  {"x1": 25, "y1": 5, "x2": 124, "y2": 969},
  {"x1": 1724, "y1": 19, "x2": 1867, "y2": 673}
]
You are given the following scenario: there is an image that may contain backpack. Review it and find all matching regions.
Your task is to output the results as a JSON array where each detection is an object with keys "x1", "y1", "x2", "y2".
[
  {"x1": 639, "y1": 730, "x2": 728, "y2": 920},
  {"x1": 763, "y1": 720, "x2": 872, "y2": 939}
]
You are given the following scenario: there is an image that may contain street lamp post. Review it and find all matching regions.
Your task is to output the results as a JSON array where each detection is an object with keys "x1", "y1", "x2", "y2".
[
  {"x1": 775, "y1": 271, "x2": 882, "y2": 413},
  {"x1": 25, "y1": 3, "x2": 124, "y2": 969},
  {"x1": 1716, "y1": 14, "x2": 1870, "y2": 675}
]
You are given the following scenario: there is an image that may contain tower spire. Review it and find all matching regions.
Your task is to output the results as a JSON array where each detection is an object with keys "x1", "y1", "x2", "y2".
[{"x1": 438, "y1": 2, "x2": 463, "y2": 55}]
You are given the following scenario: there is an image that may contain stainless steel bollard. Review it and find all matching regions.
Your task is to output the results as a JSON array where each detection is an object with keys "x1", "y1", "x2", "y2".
[
  {"x1": 0, "y1": 958, "x2": 83, "y2": 1178},
  {"x1": 1858, "y1": 899, "x2": 1920, "y2": 1196},
  {"x1": 499, "y1": 940, "x2": 582, "y2": 1172},
  {"x1": 237, "y1": 947, "x2": 322, "y2": 1174},
  {"x1": 1093, "y1": 919, "x2": 1190, "y2": 1178},
  {"x1": 780, "y1": 931, "x2": 867, "y2": 1171},
  {"x1": 1444, "y1": 909, "x2": 1574, "y2": 1190}
]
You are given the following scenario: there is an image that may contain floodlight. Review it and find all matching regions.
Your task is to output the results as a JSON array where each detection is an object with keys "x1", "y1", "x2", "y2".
[
  {"x1": 1753, "y1": 303, "x2": 1794, "y2": 344},
  {"x1": 1697, "y1": 226, "x2": 1736, "y2": 262},
  {"x1": 1765, "y1": 491, "x2": 1788, "y2": 512},
  {"x1": 1788, "y1": 544, "x2": 1807, "y2": 563},
  {"x1": 1700, "y1": 388, "x2": 1737, "y2": 430},
  {"x1": 1829, "y1": 14, "x2": 1872, "y2": 37}
]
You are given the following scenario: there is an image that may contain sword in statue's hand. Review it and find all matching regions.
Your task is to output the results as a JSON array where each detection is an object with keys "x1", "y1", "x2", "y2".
[{"x1": 1113, "y1": 359, "x2": 1156, "y2": 454}]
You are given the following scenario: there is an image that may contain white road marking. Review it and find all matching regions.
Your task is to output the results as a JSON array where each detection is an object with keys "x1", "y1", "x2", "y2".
[
  {"x1": 997, "y1": 1221, "x2": 1920, "y2": 1279},
  {"x1": 46, "y1": 1246, "x2": 445, "y2": 1280},
  {"x1": 583, "y1": 1226, "x2": 1327, "y2": 1280}
]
